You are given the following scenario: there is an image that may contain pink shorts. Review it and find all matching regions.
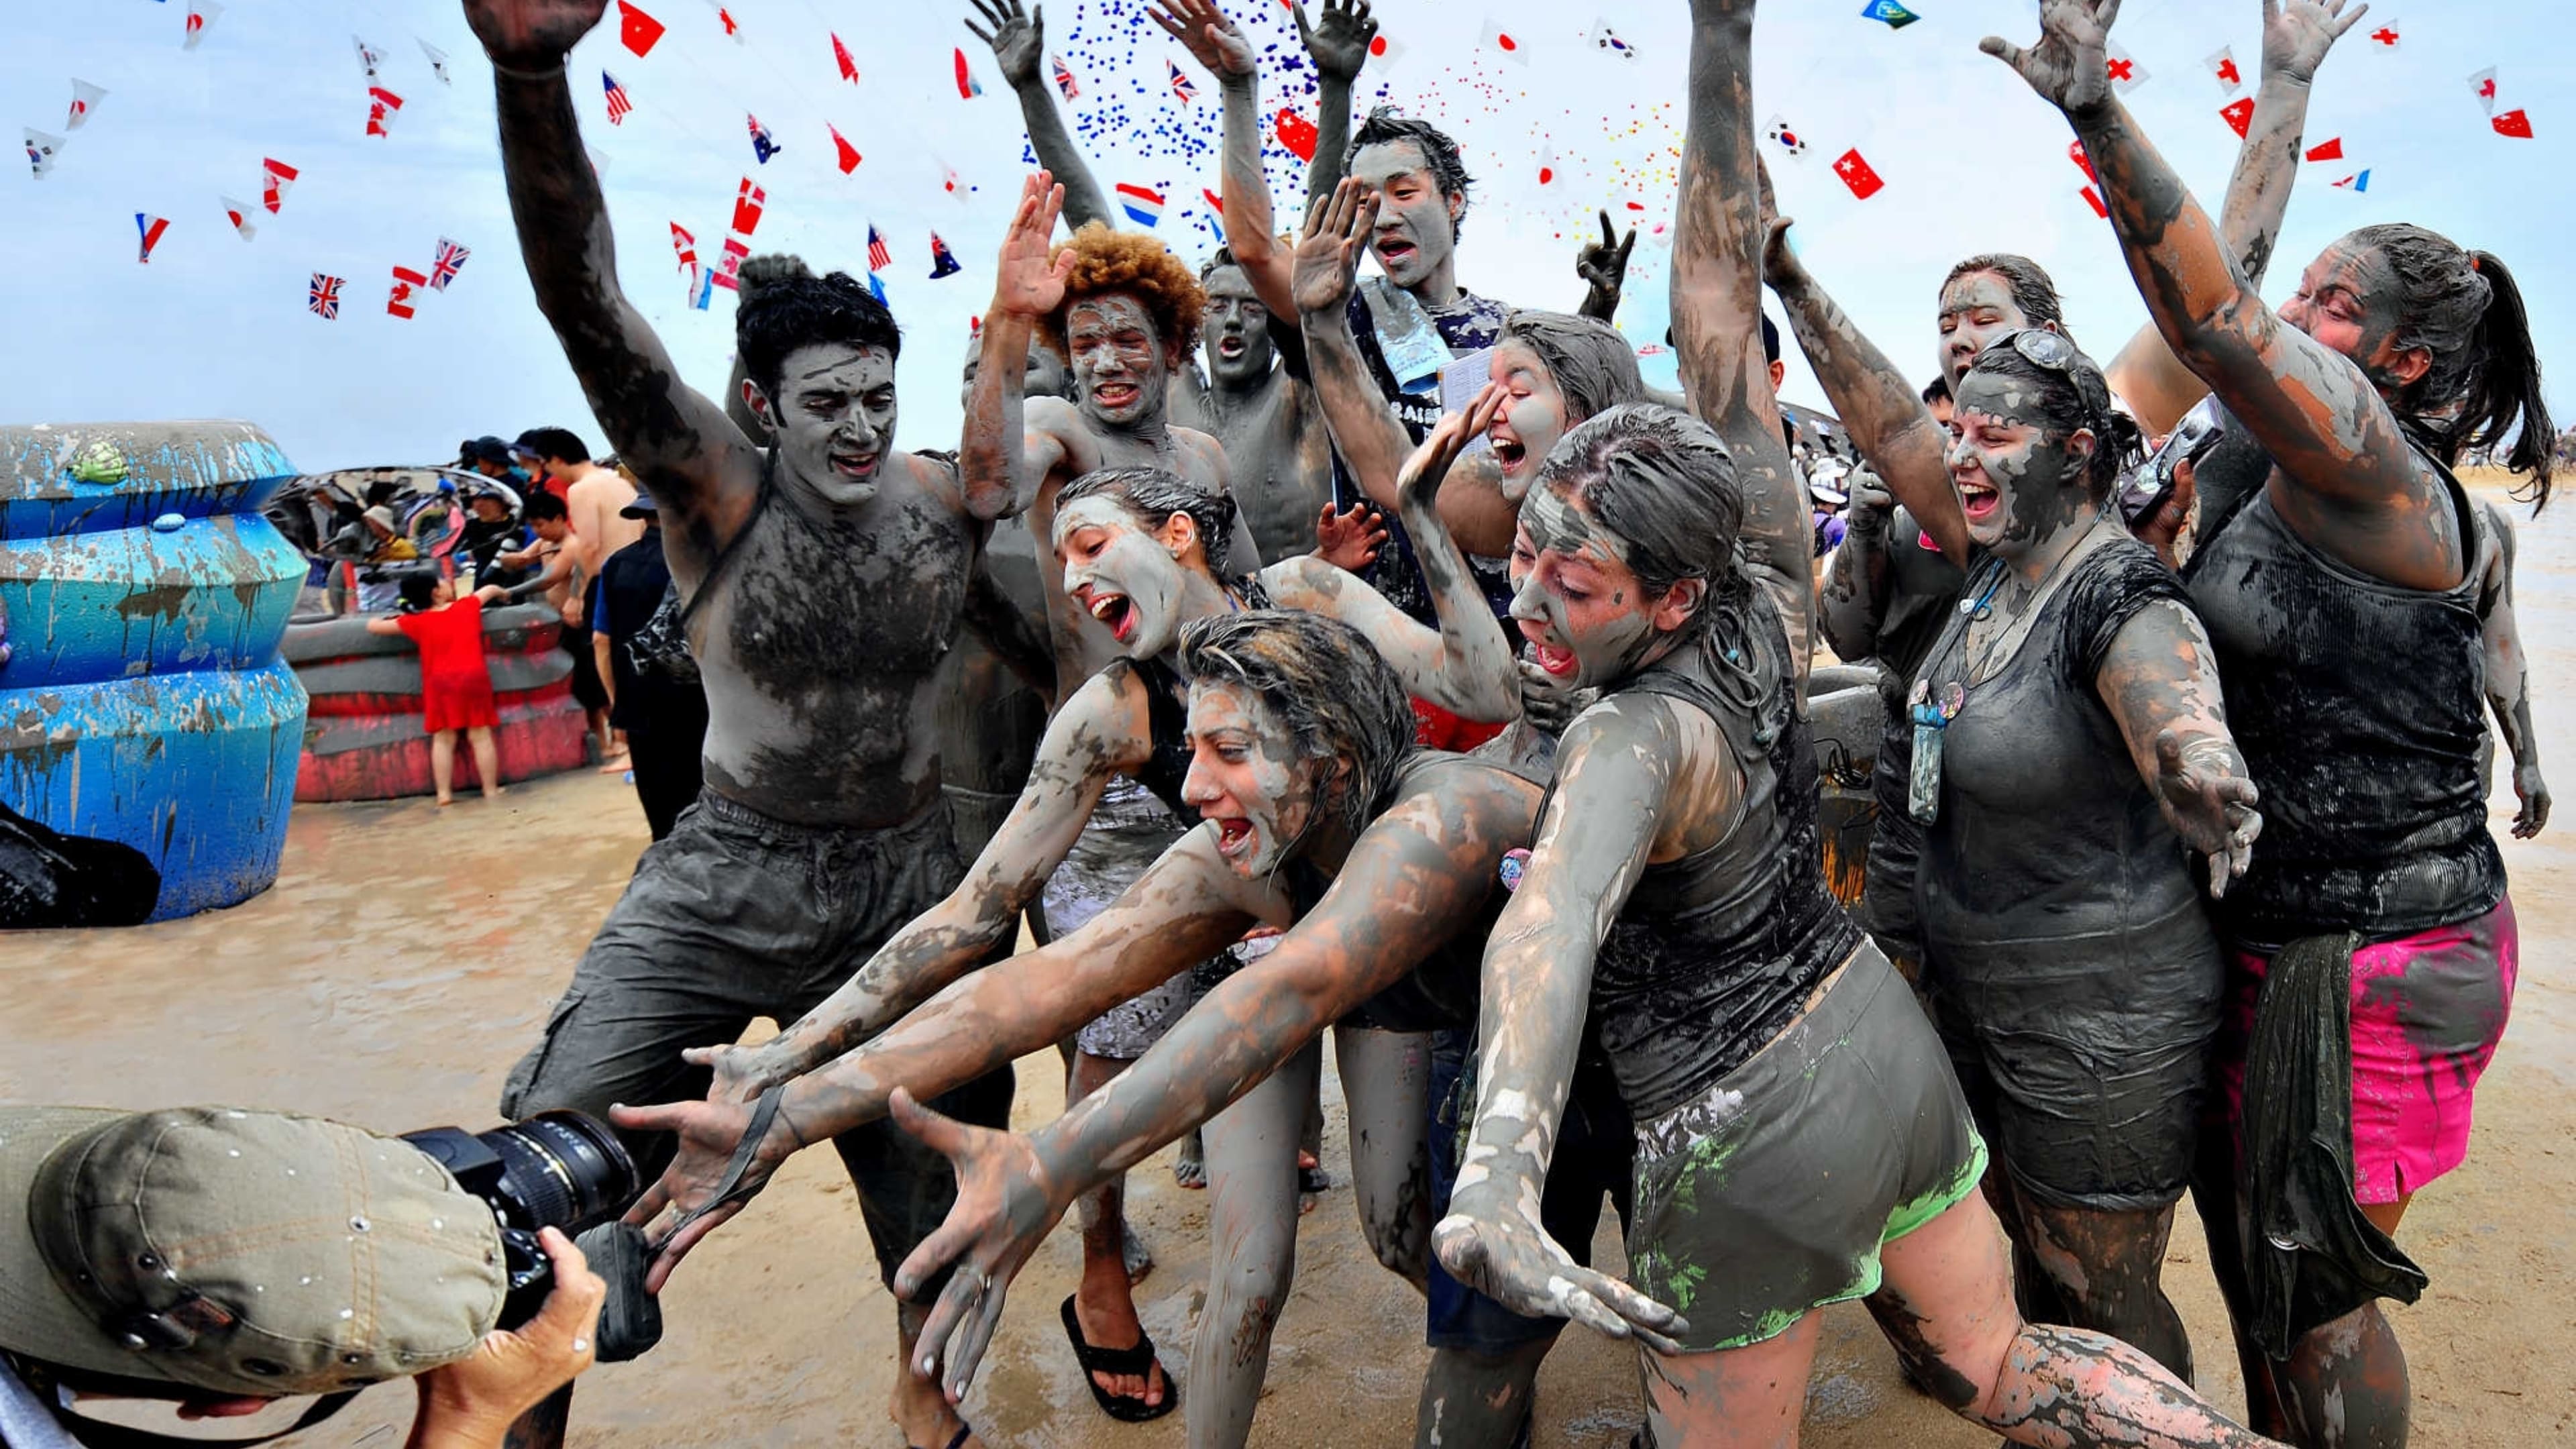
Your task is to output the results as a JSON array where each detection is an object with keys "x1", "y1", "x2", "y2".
[{"x1": 2213, "y1": 896, "x2": 2518, "y2": 1203}]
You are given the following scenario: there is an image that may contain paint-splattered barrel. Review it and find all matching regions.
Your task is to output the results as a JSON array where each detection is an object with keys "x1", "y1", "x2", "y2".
[{"x1": 0, "y1": 422, "x2": 311, "y2": 925}]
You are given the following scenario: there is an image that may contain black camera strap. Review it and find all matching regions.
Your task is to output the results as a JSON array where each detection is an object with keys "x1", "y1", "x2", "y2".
[
  {"x1": 651, "y1": 1085, "x2": 787, "y2": 1252},
  {"x1": 5, "y1": 1355, "x2": 365, "y2": 1449}
]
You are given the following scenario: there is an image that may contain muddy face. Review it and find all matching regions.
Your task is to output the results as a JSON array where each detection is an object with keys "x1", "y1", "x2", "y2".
[
  {"x1": 960, "y1": 333, "x2": 1074, "y2": 413},
  {"x1": 754, "y1": 341, "x2": 898, "y2": 510},
  {"x1": 1507, "y1": 485, "x2": 1667, "y2": 690},
  {"x1": 2280, "y1": 241, "x2": 2425, "y2": 398},
  {"x1": 1053, "y1": 494, "x2": 1195, "y2": 658},
  {"x1": 1489, "y1": 339, "x2": 1570, "y2": 503},
  {"x1": 1937, "y1": 271, "x2": 2043, "y2": 388},
  {"x1": 1351, "y1": 140, "x2": 1460, "y2": 291},
  {"x1": 1202, "y1": 266, "x2": 1277, "y2": 390},
  {"x1": 1946, "y1": 371, "x2": 2094, "y2": 557},
  {"x1": 1068, "y1": 294, "x2": 1173, "y2": 429},
  {"x1": 1182, "y1": 680, "x2": 1324, "y2": 878}
]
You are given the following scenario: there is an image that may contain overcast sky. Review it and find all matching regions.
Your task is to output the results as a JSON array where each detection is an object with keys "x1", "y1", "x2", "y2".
[{"x1": 7, "y1": 0, "x2": 2567, "y2": 474}]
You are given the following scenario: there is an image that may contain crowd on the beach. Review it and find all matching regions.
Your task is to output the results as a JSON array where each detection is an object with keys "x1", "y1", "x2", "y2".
[{"x1": 5, "y1": 0, "x2": 2561, "y2": 1446}]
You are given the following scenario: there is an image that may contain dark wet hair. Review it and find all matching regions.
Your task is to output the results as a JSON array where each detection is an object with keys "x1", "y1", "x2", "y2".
[
  {"x1": 515, "y1": 427, "x2": 590, "y2": 465},
  {"x1": 1761, "y1": 313, "x2": 1781, "y2": 367},
  {"x1": 1942, "y1": 254, "x2": 2076, "y2": 347},
  {"x1": 1178, "y1": 610, "x2": 1417, "y2": 847},
  {"x1": 736, "y1": 271, "x2": 903, "y2": 399},
  {"x1": 2344, "y1": 224, "x2": 2555, "y2": 508},
  {"x1": 1963, "y1": 338, "x2": 2143, "y2": 500},
  {"x1": 735, "y1": 252, "x2": 813, "y2": 302},
  {"x1": 1055, "y1": 466, "x2": 1236, "y2": 576},
  {"x1": 1921, "y1": 375, "x2": 1951, "y2": 407},
  {"x1": 1538, "y1": 405, "x2": 1745, "y2": 623},
  {"x1": 1347, "y1": 108, "x2": 1474, "y2": 238},
  {"x1": 522, "y1": 490, "x2": 568, "y2": 522},
  {"x1": 397, "y1": 572, "x2": 439, "y2": 611},
  {"x1": 1498, "y1": 311, "x2": 1647, "y2": 423}
]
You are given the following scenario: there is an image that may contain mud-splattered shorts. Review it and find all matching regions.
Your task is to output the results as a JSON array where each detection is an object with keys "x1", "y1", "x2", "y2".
[
  {"x1": 499, "y1": 789, "x2": 1015, "y2": 1289},
  {"x1": 1043, "y1": 775, "x2": 1204, "y2": 1061},
  {"x1": 2212, "y1": 896, "x2": 2518, "y2": 1204},
  {"x1": 1625, "y1": 945, "x2": 1986, "y2": 1352}
]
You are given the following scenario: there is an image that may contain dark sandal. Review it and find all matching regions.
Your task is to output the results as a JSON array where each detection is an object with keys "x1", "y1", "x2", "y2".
[{"x1": 1058, "y1": 1293, "x2": 1178, "y2": 1423}]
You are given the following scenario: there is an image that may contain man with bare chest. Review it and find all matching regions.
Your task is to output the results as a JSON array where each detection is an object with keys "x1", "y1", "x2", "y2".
[{"x1": 466, "y1": 3, "x2": 1012, "y2": 1446}]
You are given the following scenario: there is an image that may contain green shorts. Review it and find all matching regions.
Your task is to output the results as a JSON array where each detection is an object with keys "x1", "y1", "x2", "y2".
[{"x1": 1625, "y1": 945, "x2": 1986, "y2": 1352}]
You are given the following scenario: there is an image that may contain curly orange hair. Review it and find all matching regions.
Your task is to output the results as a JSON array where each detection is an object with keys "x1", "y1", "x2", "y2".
[{"x1": 1040, "y1": 223, "x2": 1205, "y2": 360}]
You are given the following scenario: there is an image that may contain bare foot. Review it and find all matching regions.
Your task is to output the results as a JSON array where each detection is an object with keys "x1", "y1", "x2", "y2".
[
  {"x1": 435, "y1": 796, "x2": 454, "y2": 808},
  {"x1": 597, "y1": 756, "x2": 631, "y2": 773}
]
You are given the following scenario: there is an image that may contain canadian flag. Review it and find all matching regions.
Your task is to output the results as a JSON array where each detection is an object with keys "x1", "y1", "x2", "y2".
[
  {"x1": 388, "y1": 265, "x2": 429, "y2": 317},
  {"x1": 366, "y1": 87, "x2": 403, "y2": 138},
  {"x1": 2205, "y1": 46, "x2": 2242, "y2": 93},
  {"x1": 262, "y1": 157, "x2": 299, "y2": 213}
]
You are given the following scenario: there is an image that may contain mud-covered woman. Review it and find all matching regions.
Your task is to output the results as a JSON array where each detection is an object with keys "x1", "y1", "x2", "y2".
[
  {"x1": 616, "y1": 610, "x2": 1555, "y2": 1448},
  {"x1": 1909, "y1": 327, "x2": 2261, "y2": 1380},
  {"x1": 1990, "y1": 3, "x2": 2555, "y2": 1443}
]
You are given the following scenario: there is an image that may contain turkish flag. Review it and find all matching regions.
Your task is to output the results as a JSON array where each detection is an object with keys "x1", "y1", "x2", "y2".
[
  {"x1": 2305, "y1": 137, "x2": 2345, "y2": 162},
  {"x1": 616, "y1": 1, "x2": 665, "y2": 57},
  {"x1": 2493, "y1": 109, "x2": 2534, "y2": 139},
  {"x1": 1831, "y1": 147, "x2": 1883, "y2": 200},
  {"x1": 1275, "y1": 109, "x2": 1318, "y2": 162},
  {"x1": 2220, "y1": 97, "x2": 2256, "y2": 139}
]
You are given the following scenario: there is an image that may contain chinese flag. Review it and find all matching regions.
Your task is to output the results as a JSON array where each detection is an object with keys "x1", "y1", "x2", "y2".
[
  {"x1": 1275, "y1": 109, "x2": 1318, "y2": 162},
  {"x1": 830, "y1": 124, "x2": 862, "y2": 174},
  {"x1": 2220, "y1": 97, "x2": 2255, "y2": 139},
  {"x1": 616, "y1": 1, "x2": 665, "y2": 57},
  {"x1": 2067, "y1": 139, "x2": 2096, "y2": 184},
  {"x1": 2304, "y1": 137, "x2": 2345, "y2": 162},
  {"x1": 1831, "y1": 147, "x2": 1884, "y2": 200},
  {"x1": 2492, "y1": 109, "x2": 2534, "y2": 139}
]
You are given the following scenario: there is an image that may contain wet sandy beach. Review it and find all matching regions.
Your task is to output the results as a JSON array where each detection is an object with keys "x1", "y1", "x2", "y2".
[{"x1": 5, "y1": 476, "x2": 2571, "y2": 1446}]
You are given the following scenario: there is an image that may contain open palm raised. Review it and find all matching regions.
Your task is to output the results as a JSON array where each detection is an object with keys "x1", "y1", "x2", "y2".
[{"x1": 462, "y1": 0, "x2": 610, "y2": 67}]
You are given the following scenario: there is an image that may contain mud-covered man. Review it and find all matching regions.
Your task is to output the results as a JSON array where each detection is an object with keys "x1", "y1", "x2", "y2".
[{"x1": 462, "y1": 3, "x2": 1014, "y2": 1446}]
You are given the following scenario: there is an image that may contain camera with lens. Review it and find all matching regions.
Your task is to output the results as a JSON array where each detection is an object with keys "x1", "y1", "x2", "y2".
[{"x1": 402, "y1": 1112, "x2": 660, "y2": 1356}]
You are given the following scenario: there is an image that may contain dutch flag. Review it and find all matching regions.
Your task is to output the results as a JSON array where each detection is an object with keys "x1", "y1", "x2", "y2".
[{"x1": 1116, "y1": 182, "x2": 1165, "y2": 227}]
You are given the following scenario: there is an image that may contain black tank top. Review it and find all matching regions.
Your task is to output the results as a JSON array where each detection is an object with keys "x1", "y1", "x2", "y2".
[
  {"x1": 1914, "y1": 539, "x2": 2208, "y2": 955},
  {"x1": 1125, "y1": 574, "x2": 1275, "y2": 819},
  {"x1": 1588, "y1": 596, "x2": 1864, "y2": 1120},
  {"x1": 2184, "y1": 449, "x2": 2503, "y2": 947}
]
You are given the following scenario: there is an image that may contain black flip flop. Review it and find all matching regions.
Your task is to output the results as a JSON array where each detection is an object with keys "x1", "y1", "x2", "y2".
[{"x1": 1059, "y1": 1293, "x2": 1179, "y2": 1423}]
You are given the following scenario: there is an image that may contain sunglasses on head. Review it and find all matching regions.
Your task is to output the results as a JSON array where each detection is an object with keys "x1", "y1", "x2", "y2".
[{"x1": 1978, "y1": 327, "x2": 2082, "y2": 374}]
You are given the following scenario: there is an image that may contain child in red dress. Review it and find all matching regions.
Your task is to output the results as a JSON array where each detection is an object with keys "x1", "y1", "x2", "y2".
[{"x1": 368, "y1": 572, "x2": 510, "y2": 805}]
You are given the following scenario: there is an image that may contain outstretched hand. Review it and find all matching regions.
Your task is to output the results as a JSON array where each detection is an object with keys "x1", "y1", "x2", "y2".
[
  {"x1": 2151, "y1": 730, "x2": 2261, "y2": 896},
  {"x1": 885, "y1": 1089, "x2": 1065, "y2": 1405},
  {"x1": 682, "y1": 1040, "x2": 782, "y2": 1106},
  {"x1": 2513, "y1": 763, "x2": 2551, "y2": 839},
  {"x1": 993, "y1": 171, "x2": 1076, "y2": 321},
  {"x1": 1840, "y1": 465, "x2": 1895, "y2": 539},
  {"x1": 610, "y1": 1093, "x2": 804, "y2": 1292},
  {"x1": 1295, "y1": 0, "x2": 1378, "y2": 84},
  {"x1": 1576, "y1": 210, "x2": 1637, "y2": 313},
  {"x1": 1980, "y1": 0, "x2": 2121, "y2": 114},
  {"x1": 1292, "y1": 178, "x2": 1379, "y2": 317},
  {"x1": 964, "y1": 0, "x2": 1046, "y2": 92},
  {"x1": 1433, "y1": 1203, "x2": 1686, "y2": 1354},
  {"x1": 1314, "y1": 500, "x2": 1389, "y2": 572},
  {"x1": 1396, "y1": 382, "x2": 1507, "y2": 515},
  {"x1": 2262, "y1": 0, "x2": 2368, "y2": 87},
  {"x1": 461, "y1": 0, "x2": 609, "y2": 68},
  {"x1": 1147, "y1": 0, "x2": 1255, "y2": 78}
]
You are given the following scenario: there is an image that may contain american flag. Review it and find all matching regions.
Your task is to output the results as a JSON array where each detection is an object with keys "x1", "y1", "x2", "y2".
[
  {"x1": 309, "y1": 272, "x2": 343, "y2": 320},
  {"x1": 602, "y1": 70, "x2": 633, "y2": 125},
  {"x1": 1169, "y1": 61, "x2": 1196, "y2": 104},
  {"x1": 867, "y1": 224, "x2": 892, "y2": 272},
  {"x1": 429, "y1": 237, "x2": 471, "y2": 290}
]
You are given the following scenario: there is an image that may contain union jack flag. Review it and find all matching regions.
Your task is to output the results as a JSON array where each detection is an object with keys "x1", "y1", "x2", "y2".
[
  {"x1": 603, "y1": 70, "x2": 633, "y2": 125},
  {"x1": 867, "y1": 224, "x2": 892, "y2": 272},
  {"x1": 1051, "y1": 55, "x2": 1080, "y2": 101},
  {"x1": 1169, "y1": 61, "x2": 1196, "y2": 104},
  {"x1": 429, "y1": 237, "x2": 470, "y2": 290},
  {"x1": 309, "y1": 272, "x2": 343, "y2": 320}
]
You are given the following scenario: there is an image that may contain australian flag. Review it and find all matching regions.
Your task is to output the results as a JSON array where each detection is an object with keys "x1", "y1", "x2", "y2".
[
  {"x1": 603, "y1": 70, "x2": 633, "y2": 124},
  {"x1": 867, "y1": 224, "x2": 893, "y2": 272},
  {"x1": 747, "y1": 113, "x2": 782, "y2": 164},
  {"x1": 309, "y1": 272, "x2": 343, "y2": 320},
  {"x1": 1860, "y1": 0, "x2": 1920, "y2": 27},
  {"x1": 429, "y1": 237, "x2": 470, "y2": 290},
  {"x1": 927, "y1": 232, "x2": 962, "y2": 279}
]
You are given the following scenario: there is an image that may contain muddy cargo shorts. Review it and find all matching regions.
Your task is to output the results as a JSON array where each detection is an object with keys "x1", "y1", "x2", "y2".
[
  {"x1": 1625, "y1": 946, "x2": 1986, "y2": 1352},
  {"x1": 500, "y1": 789, "x2": 1016, "y2": 1289}
]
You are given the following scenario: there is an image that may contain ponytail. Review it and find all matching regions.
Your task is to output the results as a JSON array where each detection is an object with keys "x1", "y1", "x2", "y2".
[{"x1": 2464, "y1": 251, "x2": 2555, "y2": 511}]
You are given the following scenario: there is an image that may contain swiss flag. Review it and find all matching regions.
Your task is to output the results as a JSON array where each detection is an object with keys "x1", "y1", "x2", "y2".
[
  {"x1": 1275, "y1": 109, "x2": 1318, "y2": 162},
  {"x1": 616, "y1": 1, "x2": 665, "y2": 57},
  {"x1": 2220, "y1": 97, "x2": 2256, "y2": 139},
  {"x1": 2492, "y1": 109, "x2": 2534, "y2": 139},
  {"x1": 2304, "y1": 137, "x2": 2345, "y2": 162},
  {"x1": 830, "y1": 124, "x2": 862, "y2": 174},
  {"x1": 1831, "y1": 147, "x2": 1884, "y2": 200}
]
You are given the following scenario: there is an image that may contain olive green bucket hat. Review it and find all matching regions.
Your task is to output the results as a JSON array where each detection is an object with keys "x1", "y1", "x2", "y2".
[{"x1": 0, "y1": 1106, "x2": 507, "y2": 1399}]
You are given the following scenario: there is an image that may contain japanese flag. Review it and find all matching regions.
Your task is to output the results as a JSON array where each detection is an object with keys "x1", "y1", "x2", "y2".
[
  {"x1": 67, "y1": 79, "x2": 108, "y2": 131},
  {"x1": 1536, "y1": 145, "x2": 1558, "y2": 186},
  {"x1": 220, "y1": 196, "x2": 257, "y2": 241},
  {"x1": 1479, "y1": 21, "x2": 1529, "y2": 64},
  {"x1": 2104, "y1": 41, "x2": 2150, "y2": 93},
  {"x1": 1366, "y1": 32, "x2": 1406, "y2": 71}
]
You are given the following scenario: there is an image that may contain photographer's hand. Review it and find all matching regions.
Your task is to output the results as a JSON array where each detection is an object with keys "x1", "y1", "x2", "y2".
[
  {"x1": 409, "y1": 1228, "x2": 602, "y2": 1449},
  {"x1": 885, "y1": 1088, "x2": 1067, "y2": 1405},
  {"x1": 611, "y1": 1093, "x2": 807, "y2": 1292}
]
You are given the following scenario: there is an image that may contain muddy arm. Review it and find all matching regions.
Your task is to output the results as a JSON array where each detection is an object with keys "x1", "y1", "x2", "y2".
[
  {"x1": 1674, "y1": 0, "x2": 1813, "y2": 686},
  {"x1": 2096, "y1": 598, "x2": 2261, "y2": 894},
  {"x1": 2478, "y1": 511, "x2": 2548, "y2": 835},
  {"x1": 959, "y1": 177, "x2": 1077, "y2": 519},
  {"x1": 1817, "y1": 491, "x2": 1896, "y2": 661},
  {"x1": 971, "y1": 0, "x2": 1116, "y2": 233}
]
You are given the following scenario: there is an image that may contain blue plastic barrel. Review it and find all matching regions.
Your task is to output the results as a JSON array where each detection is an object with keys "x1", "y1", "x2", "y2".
[{"x1": 0, "y1": 423, "x2": 311, "y2": 924}]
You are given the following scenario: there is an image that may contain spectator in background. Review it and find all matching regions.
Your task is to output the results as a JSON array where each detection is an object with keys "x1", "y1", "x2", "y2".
[
  {"x1": 362, "y1": 504, "x2": 417, "y2": 564},
  {"x1": 368, "y1": 571, "x2": 509, "y2": 806},
  {"x1": 515, "y1": 428, "x2": 624, "y2": 767},
  {"x1": 494, "y1": 489, "x2": 578, "y2": 598},
  {"x1": 457, "y1": 485, "x2": 529, "y2": 580},
  {"x1": 1922, "y1": 373, "x2": 1954, "y2": 429},
  {"x1": 462, "y1": 435, "x2": 537, "y2": 494},
  {"x1": 590, "y1": 487, "x2": 708, "y2": 840}
]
